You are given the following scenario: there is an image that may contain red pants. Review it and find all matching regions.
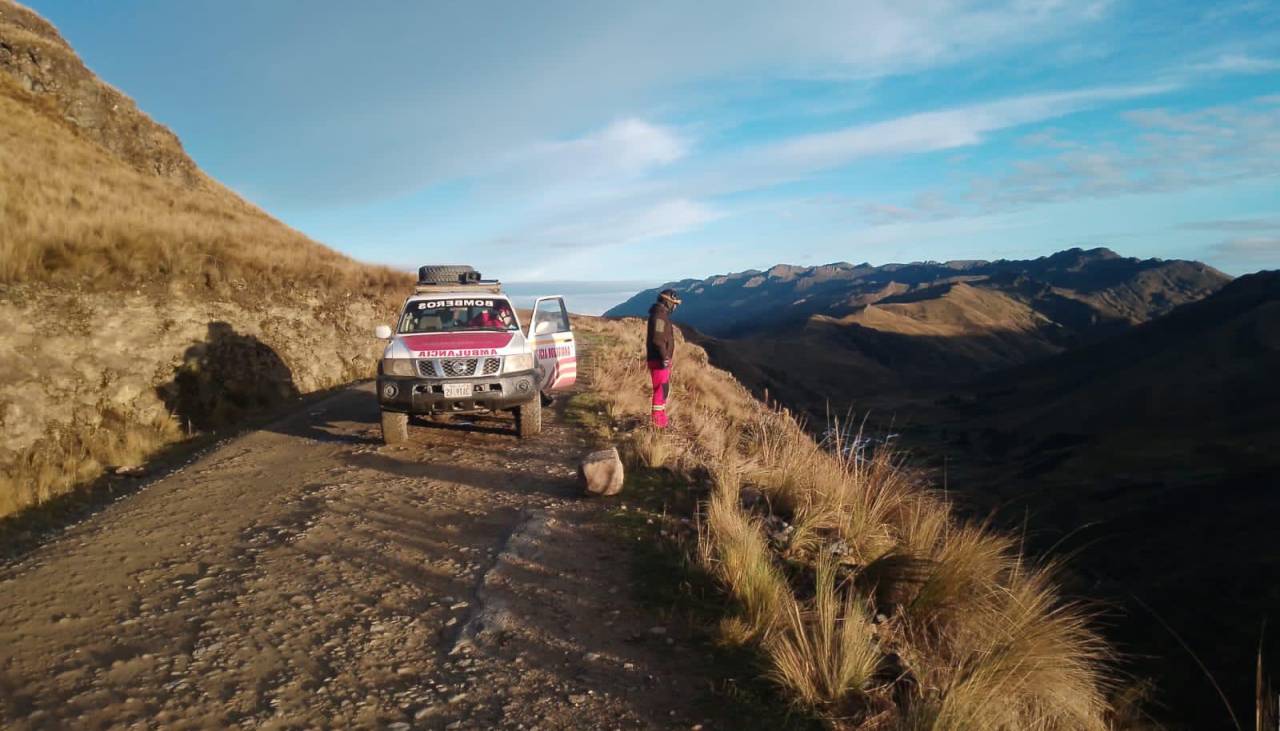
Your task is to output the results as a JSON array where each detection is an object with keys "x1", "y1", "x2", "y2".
[{"x1": 647, "y1": 359, "x2": 670, "y2": 428}]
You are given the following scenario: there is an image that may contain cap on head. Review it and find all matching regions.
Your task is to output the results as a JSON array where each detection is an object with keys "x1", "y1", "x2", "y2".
[{"x1": 658, "y1": 289, "x2": 682, "y2": 307}]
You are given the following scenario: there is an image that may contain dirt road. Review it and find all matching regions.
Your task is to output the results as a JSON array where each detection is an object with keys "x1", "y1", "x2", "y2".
[{"x1": 0, "y1": 384, "x2": 722, "y2": 730}]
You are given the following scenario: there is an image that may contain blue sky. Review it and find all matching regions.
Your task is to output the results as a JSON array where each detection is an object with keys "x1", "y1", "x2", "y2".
[{"x1": 30, "y1": 0, "x2": 1280, "y2": 281}]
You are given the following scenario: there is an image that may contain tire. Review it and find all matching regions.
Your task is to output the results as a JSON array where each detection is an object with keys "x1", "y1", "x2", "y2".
[
  {"x1": 381, "y1": 410, "x2": 409, "y2": 444},
  {"x1": 417, "y1": 265, "x2": 476, "y2": 284},
  {"x1": 515, "y1": 397, "x2": 542, "y2": 438}
]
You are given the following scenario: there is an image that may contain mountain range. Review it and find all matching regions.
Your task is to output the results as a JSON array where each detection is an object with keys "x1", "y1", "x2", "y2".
[{"x1": 608, "y1": 248, "x2": 1230, "y2": 411}]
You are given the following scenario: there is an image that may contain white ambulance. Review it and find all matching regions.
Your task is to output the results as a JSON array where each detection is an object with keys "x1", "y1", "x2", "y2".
[{"x1": 374, "y1": 265, "x2": 576, "y2": 442}]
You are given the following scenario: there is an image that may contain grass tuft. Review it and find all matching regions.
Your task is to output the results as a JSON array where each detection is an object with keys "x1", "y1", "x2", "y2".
[{"x1": 766, "y1": 554, "x2": 881, "y2": 712}]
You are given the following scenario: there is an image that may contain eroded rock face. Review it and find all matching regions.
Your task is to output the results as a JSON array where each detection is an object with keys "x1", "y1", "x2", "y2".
[
  {"x1": 579, "y1": 448, "x2": 624, "y2": 496},
  {"x1": 0, "y1": 288, "x2": 389, "y2": 516}
]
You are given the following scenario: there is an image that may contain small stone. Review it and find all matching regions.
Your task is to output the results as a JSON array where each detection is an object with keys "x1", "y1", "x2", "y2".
[
  {"x1": 448, "y1": 693, "x2": 467, "y2": 704},
  {"x1": 568, "y1": 693, "x2": 588, "y2": 705},
  {"x1": 648, "y1": 626, "x2": 667, "y2": 635},
  {"x1": 388, "y1": 723, "x2": 410, "y2": 731},
  {"x1": 579, "y1": 448, "x2": 625, "y2": 496}
]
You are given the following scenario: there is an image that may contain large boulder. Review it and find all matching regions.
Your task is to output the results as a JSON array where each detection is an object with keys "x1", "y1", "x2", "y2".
[{"x1": 579, "y1": 447, "x2": 624, "y2": 496}]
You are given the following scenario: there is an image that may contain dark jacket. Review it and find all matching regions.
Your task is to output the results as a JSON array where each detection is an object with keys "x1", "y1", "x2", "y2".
[{"x1": 646, "y1": 301, "x2": 674, "y2": 363}]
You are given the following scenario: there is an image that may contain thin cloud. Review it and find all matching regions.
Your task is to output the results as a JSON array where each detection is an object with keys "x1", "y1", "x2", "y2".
[
  {"x1": 860, "y1": 96, "x2": 1280, "y2": 223},
  {"x1": 1180, "y1": 217, "x2": 1280, "y2": 232},
  {"x1": 667, "y1": 82, "x2": 1178, "y2": 203},
  {"x1": 1211, "y1": 236, "x2": 1280, "y2": 264},
  {"x1": 759, "y1": 84, "x2": 1175, "y2": 173},
  {"x1": 515, "y1": 119, "x2": 689, "y2": 182},
  {"x1": 506, "y1": 198, "x2": 722, "y2": 251},
  {"x1": 1189, "y1": 53, "x2": 1280, "y2": 74}
]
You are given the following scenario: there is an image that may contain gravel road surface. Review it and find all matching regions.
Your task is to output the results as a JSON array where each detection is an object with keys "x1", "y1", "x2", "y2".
[{"x1": 0, "y1": 383, "x2": 721, "y2": 730}]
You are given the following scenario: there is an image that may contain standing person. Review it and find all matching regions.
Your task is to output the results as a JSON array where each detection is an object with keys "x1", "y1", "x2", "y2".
[{"x1": 645, "y1": 289, "x2": 681, "y2": 428}]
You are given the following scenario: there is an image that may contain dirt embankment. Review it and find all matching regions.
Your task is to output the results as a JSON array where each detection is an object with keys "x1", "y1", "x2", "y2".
[{"x1": 0, "y1": 286, "x2": 395, "y2": 516}]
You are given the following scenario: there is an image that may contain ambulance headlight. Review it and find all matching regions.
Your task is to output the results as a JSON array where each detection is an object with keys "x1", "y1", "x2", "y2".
[
  {"x1": 382, "y1": 358, "x2": 416, "y2": 377},
  {"x1": 503, "y1": 353, "x2": 534, "y2": 373}
]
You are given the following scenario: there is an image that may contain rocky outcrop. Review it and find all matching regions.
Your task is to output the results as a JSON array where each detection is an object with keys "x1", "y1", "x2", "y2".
[{"x1": 0, "y1": 0, "x2": 204, "y2": 186}]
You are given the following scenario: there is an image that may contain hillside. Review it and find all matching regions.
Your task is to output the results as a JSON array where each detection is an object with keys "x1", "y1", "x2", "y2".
[
  {"x1": 972, "y1": 269, "x2": 1280, "y2": 439},
  {"x1": 927, "y1": 271, "x2": 1280, "y2": 728},
  {"x1": 0, "y1": 1, "x2": 412, "y2": 517}
]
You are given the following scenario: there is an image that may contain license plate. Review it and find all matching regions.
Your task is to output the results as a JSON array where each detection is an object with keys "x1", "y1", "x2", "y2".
[{"x1": 443, "y1": 383, "x2": 472, "y2": 398}]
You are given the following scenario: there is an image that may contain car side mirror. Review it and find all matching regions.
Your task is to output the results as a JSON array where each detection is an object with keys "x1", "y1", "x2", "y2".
[
  {"x1": 374, "y1": 325, "x2": 392, "y2": 339},
  {"x1": 534, "y1": 320, "x2": 554, "y2": 335}
]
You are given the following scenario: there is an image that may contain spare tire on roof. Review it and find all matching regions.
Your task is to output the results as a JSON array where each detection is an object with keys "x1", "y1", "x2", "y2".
[{"x1": 418, "y1": 265, "x2": 478, "y2": 284}]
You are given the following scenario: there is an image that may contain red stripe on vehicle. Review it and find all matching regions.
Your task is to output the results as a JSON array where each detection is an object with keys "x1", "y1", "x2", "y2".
[{"x1": 402, "y1": 332, "x2": 514, "y2": 351}]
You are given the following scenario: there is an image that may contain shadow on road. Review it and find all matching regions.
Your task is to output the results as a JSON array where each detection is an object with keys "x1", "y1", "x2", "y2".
[{"x1": 410, "y1": 415, "x2": 514, "y2": 438}]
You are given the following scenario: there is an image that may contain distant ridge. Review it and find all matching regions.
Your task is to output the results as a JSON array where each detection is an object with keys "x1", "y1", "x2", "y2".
[{"x1": 607, "y1": 247, "x2": 1229, "y2": 342}]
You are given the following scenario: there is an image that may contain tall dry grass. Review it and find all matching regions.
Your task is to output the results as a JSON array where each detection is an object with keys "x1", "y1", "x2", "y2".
[
  {"x1": 576, "y1": 316, "x2": 1116, "y2": 729},
  {"x1": 0, "y1": 72, "x2": 410, "y2": 296},
  {"x1": 0, "y1": 405, "x2": 179, "y2": 517},
  {"x1": 767, "y1": 555, "x2": 881, "y2": 713}
]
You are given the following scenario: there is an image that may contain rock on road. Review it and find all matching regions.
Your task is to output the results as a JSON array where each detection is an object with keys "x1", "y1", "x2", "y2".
[{"x1": 0, "y1": 383, "x2": 716, "y2": 730}]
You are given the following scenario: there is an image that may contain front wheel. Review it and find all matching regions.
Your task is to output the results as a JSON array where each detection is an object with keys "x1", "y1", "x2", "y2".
[
  {"x1": 515, "y1": 397, "x2": 542, "y2": 438},
  {"x1": 381, "y1": 410, "x2": 409, "y2": 444}
]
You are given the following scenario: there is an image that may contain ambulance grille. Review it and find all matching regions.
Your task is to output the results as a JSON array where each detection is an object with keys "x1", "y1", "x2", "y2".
[
  {"x1": 440, "y1": 358, "x2": 478, "y2": 377},
  {"x1": 419, "y1": 357, "x2": 502, "y2": 378}
]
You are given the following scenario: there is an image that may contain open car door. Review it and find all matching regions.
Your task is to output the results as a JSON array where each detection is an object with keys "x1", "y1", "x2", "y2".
[{"x1": 528, "y1": 296, "x2": 576, "y2": 392}]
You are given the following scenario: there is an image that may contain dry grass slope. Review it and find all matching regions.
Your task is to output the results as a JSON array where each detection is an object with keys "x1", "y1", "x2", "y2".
[
  {"x1": 0, "y1": 72, "x2": 406, "y2": 293},
  {"x1": 0, "y1": 0, "x2": 407, "y2": 293},
  {"x1": 577, "y1": 316, "x2": 1117, "y2": 730},
  {"x1": 0, "y1": 0, "x2": 413, "y2": 518}
]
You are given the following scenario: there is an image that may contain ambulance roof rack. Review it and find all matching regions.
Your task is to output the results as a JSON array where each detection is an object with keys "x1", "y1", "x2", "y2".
[
  {"x1": 412, "y1": 265, "x2": 502, "y2": 294},
  {"x1": 412, "y1": 282, "x2": 503, "y2": 295}
]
